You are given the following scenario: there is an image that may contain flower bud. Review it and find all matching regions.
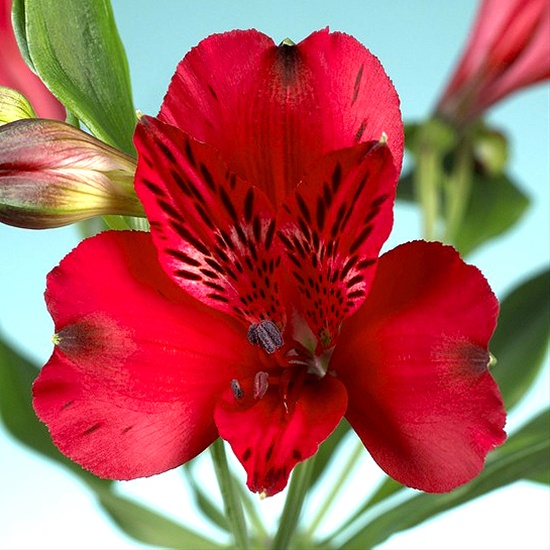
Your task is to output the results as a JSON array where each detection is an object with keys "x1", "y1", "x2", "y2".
[{"x1": 0, "y1": 118, "x2": 144, "y2": 228}]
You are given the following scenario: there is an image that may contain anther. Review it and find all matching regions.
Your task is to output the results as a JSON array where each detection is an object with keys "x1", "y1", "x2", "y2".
[
  {"x1": 230, "y1": 379, "x2": 244, "y2": 400},
  {"x1": 253, "y1": 371, "x2": 269, "y2": 400},
  {"x1": 247, "y1": 320, "x2": 283, "y2": 354}
]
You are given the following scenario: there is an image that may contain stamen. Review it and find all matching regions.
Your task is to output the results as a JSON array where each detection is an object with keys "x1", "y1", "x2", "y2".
[
  {"x1": 253, "y1": 371, "x2": 269, "y2": 400},
  {"x1": 247, "y1": 320, "x2": 284, "y2": 354},
  {"x1": 230, "y1": 379, "x2": 244, "y2": 400}
]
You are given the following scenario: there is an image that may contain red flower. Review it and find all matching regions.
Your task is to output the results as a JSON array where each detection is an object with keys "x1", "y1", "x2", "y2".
[
  {"x1": 33, "y1": 30, "x2": 505, "y2": 496},
  {"x1": 436, "y1": 0, "x2": 550, "y2": 125},
  {"x1": 0, "y1": 0, "x2": 65, "y2": 120}
]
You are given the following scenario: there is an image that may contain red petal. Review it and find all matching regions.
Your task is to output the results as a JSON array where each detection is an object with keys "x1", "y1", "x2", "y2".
[
  {"x1": 332, "y1": 241, "x2": 506, "y2": 492},
  {"x1": 159, "y1": 29, "x2": 403, "y2": 207},
  {"x1": 33, "y1": 231, "x2": 256, "y2": 479},
  {"x1": 278, "y1": 141, "x2": 396, "y2": 347},
  {"x1": 134, "y1": 116, "x2": 286, "y2": 328},
  {"x1": 215, "y1": 374, "x2": 347, "y2": 496}
]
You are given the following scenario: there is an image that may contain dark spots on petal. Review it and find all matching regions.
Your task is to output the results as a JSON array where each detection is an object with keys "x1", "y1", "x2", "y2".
[
  {"x1": 122, "y1": 425, "x2": 134, "y2": 434},
  {"x1": 357, "y1": 258, "x2": 376, "y2": 269},
  {"x1": 184, "y1": 139, "x2": 196, "y2": 167},
  {"x1": 157, "y1": 140, "x2": 176, "y2": 164},
  {"x1": 195, "y1": 203, "x2": 216, "y2": 230},
  {"x1": 168, "y1": 249, "x2": 201, "y2": 267},
  {"x1": 207, "y1": 84, "x2": 218, "y2": 101},
  {"x1": 244, "y1": 187, "x2": 255, "y2": 223},
  {"x1": 266, "y1": 444, "x2": 274, "y2": 461},
  {"x1": 348, "y1": 289, "x2": 366, "y2": 299},
  {"x1": 200, "y1": 268, "x2": 219, "y2": 279},
  {"x1": 278, "y1": 231, "x2": 294, "y2": 250},
  {"x1": 298, "y1": 217, "x2": 311, "y2": 241},
  {"x1": 82, "y1": 423, "x2": 101, "y2": 436},
  {"x1": 265, "y1": 219, "x2": 276, "y2": 250},
  {"x1": 323, "y1": 181, "x2": 333, "y2": 208},
  {"x1": 332, "y1": 162, "x2": 342, "y2": 193},
  {"x1": 295, "y1": 192, "x2": 312, "y2": 225},
  {"x1": 352, "y1": 64, "x2": 364, "y2": 105},
  {"x1": 174, "y1": 269, "x2": 202, "y2": 281},
  {"x1": 371, "y1": 193, "x2": 389, "y2": 208},
  {"x1": 208, "y1": 293, "x2": 229, "y2": 303},
  {"x1": 204, "y1": 257, "x2": 225, "y2": 273},
  {"x1": 253, "y1": 215, "x2": 262, "y2": 242},
  {"x1": 242, "y1": 447, "x2": 252, "y2": 461},
  {"x1": 217, "y1": 186, "x2": 239, "y2": 223},
  {"x1": 141, "y1": 178, "x2": 164, "y2": 197},
  {"x1": 157, "y1": 198, "x2": 181, "y2": 220},
  {"x1": 355, "y1": 119, "x2": 367, "y2": 142},
  {"x1": 229, "y1": 173, "x2": 237, "y2": 190},
  {"x1": 173, "y1": 224, "x2": 212, "y2": 257},
  {"x1": 204, "y1": 281, "x2": 225, "y2": 292},
  {"x1": 292, "y1": 449, "x2": 302, "y2": 460},
  {"x1": 346, "y1": 274, "x2": 365, "y2": 287},
  {"x1": 60, "y1": 400, "x2": 74, "y2": 411},
  {"x1": 351, "y1": 173, "x2": 369, "y2": 205},
  {"x1": 341, "y1": 255, "x2": 358, "y2": 279},
  {"x1": 199, "y1": 162, "x2": 216, "y2": 191},
  {"x1": 349, "y1": 225, "x2": 373, "y2": 254},
  {"x1": 316, "y1": 197, "x2": 326, "y2": 231}
]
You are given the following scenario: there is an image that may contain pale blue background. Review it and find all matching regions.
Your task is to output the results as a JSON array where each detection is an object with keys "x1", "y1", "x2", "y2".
[{"x1": 1, "y1": 1, "x2": 548, "y2": 548}]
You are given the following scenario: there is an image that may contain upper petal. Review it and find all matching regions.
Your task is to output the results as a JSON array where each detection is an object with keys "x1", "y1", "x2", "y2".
[
  {"x1": 158, "y1": 29, "x2": 403, "y2": 207},
  {"x1": 134, "y1": 115, "x2": 287, "y2": 329},
  {"x1": 277, "y1": 140, "x2": 397, "y2": 348},
  {"x1": 332, "y1": 241, "x2": 506, "y2": 492},
  {"x1": 33, "y1": 230, "x2": 256, "y2": 479}
]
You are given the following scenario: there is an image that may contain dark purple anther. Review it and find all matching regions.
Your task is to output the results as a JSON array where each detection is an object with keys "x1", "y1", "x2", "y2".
[
  {"x1": 230, "y1": 379, "x2": 244, "y2": 400},
  {"x1": 247, "y1": 320, "x2": 283, "y2": 354}
]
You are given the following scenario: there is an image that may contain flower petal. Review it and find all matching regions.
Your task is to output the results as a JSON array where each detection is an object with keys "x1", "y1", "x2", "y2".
[
  {"x1": 332, "y1": 241, "x2": 506, "y2": 492},
  {"x1": 215, "y1": 374, "x2": 347, "y2": 496},
  {"x1": 0, "y1": 85, "x2": 36, "y2": 124},
  {"x1": 134, "y1": 115, "x2": 287, "y2": 328},
  {"x1": 33, "y1": 230, "x2": 256, "y2": 479},
  {"x1": 0, "y1": 119, "x2": 143, "y2": 228},
  {"x1": 278, "y1": 140, "x2": 397, "y2": 347},
  {"x1": 159, "y1": 29, "x2": 403, "y2": 206}
]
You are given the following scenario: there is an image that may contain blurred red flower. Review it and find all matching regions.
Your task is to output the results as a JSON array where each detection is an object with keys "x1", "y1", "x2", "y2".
[{"x1": 436, "y1": 0, "x2": 550, "y2": 125}]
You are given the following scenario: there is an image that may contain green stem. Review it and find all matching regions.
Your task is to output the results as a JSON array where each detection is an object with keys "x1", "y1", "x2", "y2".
[
  {"x1": 443, "y1": 140, "x2": 473, "y2": 245},
  {"x1": 306, "y1": 441, "x2": 364, "y2": 538},
  {"x1": 210, "y1": 439, "x2": 250, "y2": 550},
  {"x1": 414, "y1": 131, "x2": 441, "y2": 241},
  {"x1": 271, "y1": 457, "x2": 316, "y2": 550}
]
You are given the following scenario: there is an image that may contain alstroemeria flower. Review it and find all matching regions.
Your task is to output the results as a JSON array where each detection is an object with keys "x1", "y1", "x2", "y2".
[
  {"x1": 33, "y1": 29, "x2": 505, "y2": 497},
  {"x1": 0, "y1": 0, "x2": 65, "y2": 120},
  {"x1": 436, "y1": 0, "x2": 550, "y2": 126},
  {"x1": 0, "y1": 118, "x2": 143, "y2": 228}
]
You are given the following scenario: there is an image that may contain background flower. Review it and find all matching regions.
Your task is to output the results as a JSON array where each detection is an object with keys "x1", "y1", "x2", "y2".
[{"x1": 0, "y1": 0, "x2": 65, "y2": 120}]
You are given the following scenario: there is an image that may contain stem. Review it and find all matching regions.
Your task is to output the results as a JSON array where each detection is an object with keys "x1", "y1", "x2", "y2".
[
  {"x1": 210, "y1": 439, "x2": 250, "y2": 550},
  {"x1": 413, "y1": 131, "x2": 441, "y2": 241},
  {"x1": 443, "y1": 140, "x2": 473, "y2": 245},
  {"x1": 306, "y1": 441, "x2": 364, "y2": 538},
  {"x1": 271, "y1": 457, "x2": 316, "y2": 550}
]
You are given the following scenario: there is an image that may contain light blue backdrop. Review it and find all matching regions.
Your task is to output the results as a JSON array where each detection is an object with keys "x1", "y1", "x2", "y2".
[{"x1": 1, "y1": 1, "x2": 548, "y2": 548}]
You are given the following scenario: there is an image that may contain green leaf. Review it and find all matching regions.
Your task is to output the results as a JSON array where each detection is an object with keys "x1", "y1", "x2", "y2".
[
  {"x1": 453, "y1": 171, "x2": 529, "y2": 255},
  {"x1": 333, "y1": 409, "x2": 549, "y2": 549},
  {"x1": 97, "y1": 490, "x2": 223, "y2": 549},
  {"x1": 23, "y1": 0, "x2": 136, "y2": 155},
  {"x1": 183, "y1": 463, "x2": 229, "y2": 533},
  {"x1": 0, "y1": 333, "x2": 111, "y2": 490},
  {"x1": 491, "y1": 269, "x2": 550, "y2": 410},
  {"x1": 310, "y1": 418, "x2": 351, "y2": 487},
  {"x1": 11, "y1": 0, "x2": 34, "y2": 72}
]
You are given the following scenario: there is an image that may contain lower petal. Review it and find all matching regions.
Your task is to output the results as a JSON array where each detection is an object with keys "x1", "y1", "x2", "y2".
[
  {"x1": 332, "y1": 241, "x2": 506, "y2": 492},
  {"x1": 33, "y1": 231, "x2": 255, "y2": 479},
  {"x1": 215, "y1": 374, "x2": 347, "y2": 496}
]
